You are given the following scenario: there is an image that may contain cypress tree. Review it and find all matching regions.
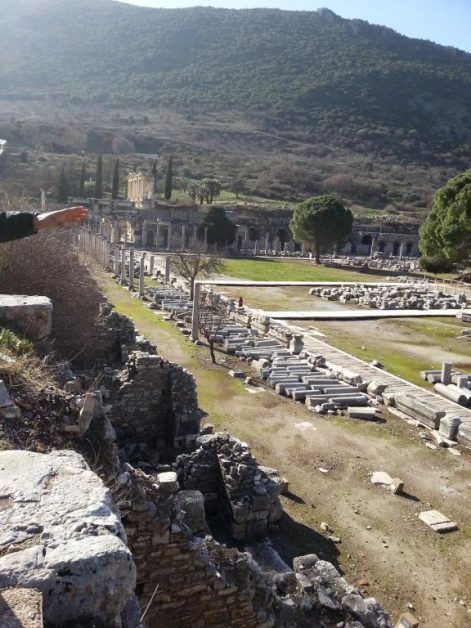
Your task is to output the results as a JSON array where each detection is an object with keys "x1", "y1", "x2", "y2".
[
  {"x1": 111, "y1": 158, "x2": 120, "y2": 199},
  {"x1": 79, "y1": 161, "x2": 86, "y2": 197},
  {"x1": 95, "y1": 154, "x2": 103, "y2": 198},
  {"x1": 151, "y1": 159, "x2": 158, "y2": 195},
  {"x1": 56, "y1": 165, "x2": 70, "y2": 203},
  {"x1": 164, "y1": 155, "x2": 173, "y2": 201}
]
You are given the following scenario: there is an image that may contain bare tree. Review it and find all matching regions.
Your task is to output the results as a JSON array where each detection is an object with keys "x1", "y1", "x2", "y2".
[
  {"x1": 198, "y1": 295, "x2": 228, "y2": 364},
  {"x1": 170, "y1": 245, "x2": 224, "y2": 300}
]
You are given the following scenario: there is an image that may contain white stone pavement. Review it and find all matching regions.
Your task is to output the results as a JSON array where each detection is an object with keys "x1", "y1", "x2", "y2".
[{"x1": 260, "y1": 309, "x2": 462, "y2": 320}]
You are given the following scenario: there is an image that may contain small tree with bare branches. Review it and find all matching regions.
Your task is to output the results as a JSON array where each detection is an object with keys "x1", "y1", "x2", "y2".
[
  {"x1": 198, "y1": 294, "x2": 228, "y2": 364},
  {"x1": 170, "y1": 245, "x2": 224, "y2": 300}
]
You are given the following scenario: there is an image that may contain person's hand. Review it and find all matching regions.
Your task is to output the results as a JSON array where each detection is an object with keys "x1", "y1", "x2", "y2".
[{"x1": 34, "y1": 206, "x2": 88, "y2": 232}]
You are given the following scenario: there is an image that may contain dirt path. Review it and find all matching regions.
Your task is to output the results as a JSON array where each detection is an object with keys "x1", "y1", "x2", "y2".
[{"x1": 98, "y1": 274, "x2": 471, "y2": 627}]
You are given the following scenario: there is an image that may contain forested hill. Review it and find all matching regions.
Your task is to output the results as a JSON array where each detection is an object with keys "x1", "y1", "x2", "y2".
[
  {"x1": 2, "y1": 0, "x2": 471, "y2": 147},
  {"x1": 1, "y1": 0, "x2": 471, "y2": 210}
]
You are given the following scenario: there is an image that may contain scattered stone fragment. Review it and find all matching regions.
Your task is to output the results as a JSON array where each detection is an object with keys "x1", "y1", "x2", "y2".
[
  {"x1": 157, "y1": 471, "x2": 179, "y2": 492},
  {"x1": 395, "y1": 611, "x2": 420, "y2": 627},
  {"x1": 229, "y1": 369, "x2": 245, "y2": 378},
  {"x1": 418, "y1": 510, "x2": 458, "y2": 533},
  {"x1": 347, "y1": 406, "x2": 378, "y2": 420}
]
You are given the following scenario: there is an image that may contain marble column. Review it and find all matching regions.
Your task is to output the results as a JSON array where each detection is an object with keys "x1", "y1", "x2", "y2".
[
  {"x1": 128, "y1": 249, "x2": 135, "y2": 289},
  {"x1": 167, "y1": 223, "x2": 172, "y2": 251},
  {"x1": 181, "y1": 225, "x2": 186, "y2": 251},
  {"x1": 399, "y1": 242, "x2": 404, "y2": 259},
  {"x1": 370, "y1": 237, "x2": 376, "y2": 258},
  {"x1": 165, "y1": 256, "x2": 171, "y2": 283},
  {"x1": 156, "y1": 224, "x2": 161, "y2": 250},
  {"x1": 234, "y1": 228, "x2": 239, "y2": 254},
  {"x1": 114, "y1": 245, "x2": 120, "y2": 277},
  {"x1": 254, "y1": 240, "x2": 259, "y2": 255},
  {"x1": 204, "y1": 227, "x2": 208, "y2": 251},
  {"x1": 149, "y1": 255, "x2": 155, "y2": 275},
  {"x1": 139, "y1": 255, "x2": 145, "y2": 297},
  {"x1": 120, "y1": 247, "x2": 126, "y2": 284},
  {"x1": 191, "y1": 282, "x2": 201, "y2": 341},
  {"x1": 265, "y1": 233, "x2": 270, "y2": 253}
]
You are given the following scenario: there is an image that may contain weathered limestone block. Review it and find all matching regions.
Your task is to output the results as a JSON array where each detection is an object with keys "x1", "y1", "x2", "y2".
[
  {"x1": 0, "y1": 295, "x2": 52, "y2": 340},
  {"x1": 0, "y1": 450, "x2": 135, "y2": 626}
]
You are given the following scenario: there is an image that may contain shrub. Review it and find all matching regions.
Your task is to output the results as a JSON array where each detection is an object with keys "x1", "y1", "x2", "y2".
[
  {"x1": 0, "y1": 230, "x2": 104, "y2": 361},
  {"x1": 419, "y1": 255, "x2": 455, "y2": 274}
]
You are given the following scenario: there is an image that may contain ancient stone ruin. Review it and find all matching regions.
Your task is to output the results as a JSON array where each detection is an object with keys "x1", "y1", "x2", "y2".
[{"x1": 0, "y1": 297, "x2": 392, "y2": 627}]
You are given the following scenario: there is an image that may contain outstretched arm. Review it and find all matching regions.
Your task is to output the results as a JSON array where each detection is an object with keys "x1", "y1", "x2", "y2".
[
  {"x1": 34, "y1": 206, "x2": 88, "y2": 231},
  {"x1": 0, "y1": 206, "x2": 88, "y2": 243}
]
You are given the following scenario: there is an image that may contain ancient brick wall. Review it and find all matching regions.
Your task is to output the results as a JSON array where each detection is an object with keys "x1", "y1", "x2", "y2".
[
  {"x1": 111, "y1": 351, "x2": 201, "y2": 465},
  {"x1": 119, "y1": 469, "x2": 275, "y2": 628}
]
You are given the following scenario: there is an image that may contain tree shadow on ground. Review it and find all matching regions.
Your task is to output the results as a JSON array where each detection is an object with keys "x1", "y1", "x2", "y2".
[
  {"x1": 283, "y1": 490, "x2": 305, "y2": 504},
  {"x1": 269, "y1": 511, "x2": 342, "y2": 573},
  {"x1": 398, "y1": 489, "x2": 420, "y2": 502}
]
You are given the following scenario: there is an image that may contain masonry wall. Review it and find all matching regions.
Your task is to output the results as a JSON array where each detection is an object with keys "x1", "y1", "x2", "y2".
[
  {"x1": 111, "y1": 351, "x2": 201, "y2": 465},
  {"x1": 120, "y1": 469, "x2": 275, "y2": 628}
]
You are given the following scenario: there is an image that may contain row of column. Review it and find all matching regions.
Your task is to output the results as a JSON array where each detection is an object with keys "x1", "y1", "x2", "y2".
[{"x1": 80, "y1": 227, "x2": 172, "y2": 299}]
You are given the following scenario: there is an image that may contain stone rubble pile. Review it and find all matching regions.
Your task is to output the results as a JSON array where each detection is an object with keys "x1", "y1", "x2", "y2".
[
  {"x1": 176, "y1": 433, "x2": 285, "y2": 541},
  {"x1": 218, "y1": 318, "x2": 371, "y2": 413},
  {"x1": 308, "y1": 283, "x2": 468, "y2": 310},
  {"x1": 152, "y1": 287, "x2": 193, "y2": 316}
]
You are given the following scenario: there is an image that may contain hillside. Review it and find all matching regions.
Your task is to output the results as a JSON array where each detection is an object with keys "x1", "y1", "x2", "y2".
[{"x1": 1, "y1": 0, "x2": 471, "y2": 209}]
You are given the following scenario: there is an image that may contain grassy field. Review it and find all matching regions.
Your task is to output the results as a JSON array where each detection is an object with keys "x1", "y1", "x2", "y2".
[{"x1": 220, "y1": 258, "x2": 383, "y2": 283}]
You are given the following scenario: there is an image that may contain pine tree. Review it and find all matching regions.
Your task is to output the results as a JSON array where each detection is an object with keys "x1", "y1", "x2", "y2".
[
  {"x1": 95, "y1": 154, "x2": 103, "y2": 198},
  {"x1": 111, "y1": 158, "x2": 120, "y2": 199},
  {"x1": 56, "y1": 165, "x2": 70, "y2": 203},
  {"x1": 151, "y1": 159, "x2": 158, "y2": 195},
  {"x1": 164, "y1": 155, "x2": 173, "y2": 201},
  {"x1": 79, "y1": 161, "x2": 86, "y2": 197}
]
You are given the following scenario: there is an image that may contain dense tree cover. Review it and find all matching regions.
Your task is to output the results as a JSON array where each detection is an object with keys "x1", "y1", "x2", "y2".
[
  {"x1": 198, "y1": 207, "x2": 236, "y2": 247},
  {"x1": 164, "y1": 156, "x2": 173, "y2": 201},
  {"x1": 290, "y1": 195, "x2": 353, "y2": 262},
  {"x1": 78, "y1": 161, "x2": 86, "y2": 197},
  {"x1": 111, "y1": 157, "x2": 119, "y2": 199},
  {"x1": 95, "y1": 154, "x2": 103, "y2": 198},
  {"x1": 56, "y1": 165, "x2": 70, "y2": 203},
  {"x1": 419, "y1": 170, "x2": 471, "y2": 263},
  {"x1": 1, "y1": 1, "x2": 471, "y2": 161}
]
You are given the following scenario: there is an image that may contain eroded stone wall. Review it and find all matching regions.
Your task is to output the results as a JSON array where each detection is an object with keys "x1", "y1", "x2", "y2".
[
  {"x1": 117, "y1": 467, "x2": 275, "y2": 628},
  {"x1": 111, "y1": 351, "x2": 200, "y2": 465}
]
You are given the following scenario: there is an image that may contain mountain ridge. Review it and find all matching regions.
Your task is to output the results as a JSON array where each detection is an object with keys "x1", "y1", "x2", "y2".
[{"x1": 1, "y1": 0, "x2": 470, "y2": 210}]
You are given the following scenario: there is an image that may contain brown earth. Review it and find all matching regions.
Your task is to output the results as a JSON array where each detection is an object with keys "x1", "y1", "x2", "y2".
[{"x1": 98, "y1": 273, "x2": 471, "y2": 628}]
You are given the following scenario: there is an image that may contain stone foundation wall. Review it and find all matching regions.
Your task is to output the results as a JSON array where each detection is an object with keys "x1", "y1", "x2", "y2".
[
  {"x1": 118, "y1": 468, "x2": 275, "y2": 628},
  {"x1": 86, "y1": 302, "x2": 137, "y2": 364},
  {"x1": 111, "y1": 351, "x2": 201, "y2": 465},
  {"x1": 176, "y1": 434, "x2": 284, "y2": 541}
]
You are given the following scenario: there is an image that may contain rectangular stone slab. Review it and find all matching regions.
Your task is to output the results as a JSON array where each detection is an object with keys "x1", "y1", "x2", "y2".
[{"x1": 419, "y1": 510, "x2": 458, "y2": 532}]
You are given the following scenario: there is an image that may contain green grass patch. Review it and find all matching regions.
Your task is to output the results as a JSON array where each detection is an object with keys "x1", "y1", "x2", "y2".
[
  {"x1": 319, "y1": 332, "x2": 430, "y2": 387},
  {"x1": 221, "y1": 258, "x2": 382, "y2": 283}
]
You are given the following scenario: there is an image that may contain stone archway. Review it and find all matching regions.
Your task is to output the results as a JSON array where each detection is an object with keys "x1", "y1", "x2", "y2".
[
  {"x1": 248, "y1": 227, "x2": 259, "y2": 242},
  {"x1": 392, "y1": 241, "x2": 400, "y2": 256},
  {"x1": 405, "y1": 242, "x2": 413, "y2": 256},
  {"x1": 361, "y1": 235, "x2": 372, "y2": 246},
  {"x1": 276, "y1": 228, "x2": 288, "y2": 246},
  {"x1": 378, "y1": 241, "x2": 386, "y2": 253}
]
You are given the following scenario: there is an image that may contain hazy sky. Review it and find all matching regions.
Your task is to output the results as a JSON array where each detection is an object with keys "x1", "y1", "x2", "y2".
[{"x1": 118, "y1": 0, "x2": 471, "y2": 52}]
